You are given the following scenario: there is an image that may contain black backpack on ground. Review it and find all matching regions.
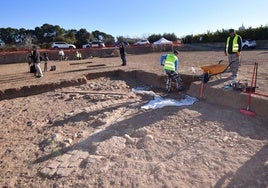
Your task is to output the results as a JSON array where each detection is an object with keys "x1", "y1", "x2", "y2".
[{"x1": 50, "y1": 65, "x2": 56, "y2": 71}]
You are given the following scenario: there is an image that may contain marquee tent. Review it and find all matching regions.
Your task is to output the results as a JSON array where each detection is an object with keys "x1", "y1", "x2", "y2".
[{"x1": 153, "y1": 37, "x2": 173, "y2": 45}]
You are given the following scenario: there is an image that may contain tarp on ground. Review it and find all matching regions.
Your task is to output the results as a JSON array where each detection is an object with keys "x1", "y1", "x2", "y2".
[{"x1": 132, "y1": 88, "x2": 198, "y2": 109}]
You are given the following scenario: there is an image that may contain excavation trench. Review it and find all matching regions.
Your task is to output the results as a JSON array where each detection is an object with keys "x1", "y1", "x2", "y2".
[
  {"x1": 0, "y1": 70, "x2": 199, "y2": 100},
  {"x1": 1, "y1": 70, "x2": 267, "y2": 118}
]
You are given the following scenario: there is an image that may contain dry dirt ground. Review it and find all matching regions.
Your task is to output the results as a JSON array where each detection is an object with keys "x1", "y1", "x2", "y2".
[{"x1": 0, "y1": 50, "x2": 268, "y2": 187}]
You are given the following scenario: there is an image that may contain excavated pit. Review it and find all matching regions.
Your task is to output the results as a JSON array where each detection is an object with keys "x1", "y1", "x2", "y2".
[
  {"x1": 0, "y1": 70, "x2": 199, "y2": 100},
  {"x1": 1, "y1": 70, "x2": 267, "y2": 118}
]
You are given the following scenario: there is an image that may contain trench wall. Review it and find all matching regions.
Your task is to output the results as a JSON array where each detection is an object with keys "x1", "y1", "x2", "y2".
[{"x1": 1, "y1": 70, "x2": 267, "y2": 119}]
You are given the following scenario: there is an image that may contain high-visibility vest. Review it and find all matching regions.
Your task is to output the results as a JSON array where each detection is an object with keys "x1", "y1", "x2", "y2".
[
  {"x1": 76, "y1": 52, "x2": 82, "y2": 58},
  {"x1": 164, "y1": 54, "x2": 177, "y2": 71},
  {"x1": 226, "y1": 34, "x2": 240, "y2": 52}
]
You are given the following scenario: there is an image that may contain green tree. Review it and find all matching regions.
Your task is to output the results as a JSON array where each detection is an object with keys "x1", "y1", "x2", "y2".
[
  {"x1": 148, "y1": 34, "x2": 162, "y2": 43},
  {"x1": 41, "y1": 23, "x2": 57, "y2": 43},
  {"x1": 0, "y1": 27, "x2": 18, "y2": 44},
  {"x1": 162, "y1": 33, "x2": 177, "y2": 41},
  {"x1": 75, "y1": 28, "x2": 91, "y2": 48},
  {"x1": 64, "y1": 29, "x2": 77, "y2": 44},
  {"x1": 91, "y1": 30, "x2": 115, "y2": 45}
]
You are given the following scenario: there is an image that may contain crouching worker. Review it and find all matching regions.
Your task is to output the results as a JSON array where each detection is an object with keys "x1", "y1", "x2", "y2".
[{"x1": 160, "y1": 50, "x2": 183, "y2": 93}]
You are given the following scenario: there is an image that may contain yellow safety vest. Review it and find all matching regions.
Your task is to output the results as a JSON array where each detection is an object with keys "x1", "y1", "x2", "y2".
[
  {"x1": 164, "y1": 54, "x2": 177, "y2": 71},
  {"x1": 226, "y1": 35, "x2": 240, "y2": 53}
]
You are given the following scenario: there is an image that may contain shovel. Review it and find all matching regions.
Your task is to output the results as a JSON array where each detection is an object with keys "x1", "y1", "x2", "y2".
[{"x1": 240, "y1": 62, "x2": 258, "y2": 116}]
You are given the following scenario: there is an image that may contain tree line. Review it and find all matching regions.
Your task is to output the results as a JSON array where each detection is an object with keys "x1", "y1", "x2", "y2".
[
  {"x1": 183, "y1": 26, "x2": 268, "y2": 44},
  {"x1": 0, "y1": 24, "x2": 115, "y2": 49},
  {"x1": 0, "y1": 23, "x2": 267, "y2": 49}
]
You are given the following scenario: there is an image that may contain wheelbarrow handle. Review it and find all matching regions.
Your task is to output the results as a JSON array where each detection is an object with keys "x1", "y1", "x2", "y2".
[
  {"x1": 218, "y1": 59, "x2": 224, "y2": 64},
  {"x1": 255, "y1": 62, "x2": 258, "y2": 88}
]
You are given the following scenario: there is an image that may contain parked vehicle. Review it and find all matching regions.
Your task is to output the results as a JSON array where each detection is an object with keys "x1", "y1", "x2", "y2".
[
  {"x1": 82, "y1": 43, "x2": 90, "y2": 48},
  {"x1": 242, "y1": 39, "x2": 256, "y2": 49},
  {"x1": 82, "y1": 41, "x2": 105, "y2": 48},
  {"x1": 114, "y1": 41, "x2": 129, "y2": 47},
  {"x1": 51, "y1": 42, "x2": 76, "y2": 49},
  {"x1": 134, "y1": 39, "x2": 150, "y2": 46}
]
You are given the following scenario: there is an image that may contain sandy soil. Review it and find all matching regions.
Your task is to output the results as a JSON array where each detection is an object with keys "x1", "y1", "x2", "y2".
[{"x1": 0, "y1": 50, "x2": 267, "y2": 187}]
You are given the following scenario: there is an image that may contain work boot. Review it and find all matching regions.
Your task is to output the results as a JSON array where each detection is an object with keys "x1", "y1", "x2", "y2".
[{"x1": 178, "y1": 86, "x2": 183, "y2": 92}]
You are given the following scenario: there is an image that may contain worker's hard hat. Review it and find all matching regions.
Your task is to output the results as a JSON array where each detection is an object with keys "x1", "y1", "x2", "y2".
[
  {"x1": 173, "y1": 50, "x2": 179, "y2": 54},
  {"x1": 229, "y1": 29, "x2": 235, "y2": 33}
]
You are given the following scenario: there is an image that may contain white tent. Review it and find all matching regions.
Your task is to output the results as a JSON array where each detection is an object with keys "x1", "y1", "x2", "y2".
[{"x1": 153, "y1": 37, "x2": 173, "y2": 45}]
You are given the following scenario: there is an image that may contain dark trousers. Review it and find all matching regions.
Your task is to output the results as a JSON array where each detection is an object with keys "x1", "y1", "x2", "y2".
[
  {"x1": 121, "y1": 54, "x2": 126, "y2": 65},
  {"x1": 165, "y1": 70, "x2": 183, "y2": 92},
  {"x1": 44, "y1": 62, "x2": 48, "y2": 72}
]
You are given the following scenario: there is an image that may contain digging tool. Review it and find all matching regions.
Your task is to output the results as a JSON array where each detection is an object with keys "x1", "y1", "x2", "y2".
[
  {"x1": 240, "y1": 62, "x2": 257, "y2": 116},
  {"x1": 255, "y1": 62, "x2": 258, "y2": 89},
  {"x1": 245, "y1": 62, "x2": 258, "y2": 93},
  {"x1": 243, "y1": 90, "x2": 268, "y2": 98}
]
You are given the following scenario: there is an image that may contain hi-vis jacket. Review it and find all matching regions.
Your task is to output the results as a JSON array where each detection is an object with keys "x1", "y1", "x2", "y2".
[
  {"x1": 160, "y1": 54, "x2": 178, "y2": 72},
  {"x1": 225, "y1": 34, "x2": 242, "y2": 54}
]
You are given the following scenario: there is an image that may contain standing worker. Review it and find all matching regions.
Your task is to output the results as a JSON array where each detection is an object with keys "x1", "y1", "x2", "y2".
[
  {"x1": 26, "y1": 50, "x2": 33, "y2": 72},
  {"x1": 160, "y1": 50, "x2": 183, "y2": 93},
  {"x1": 43, "y1": 52, "x2": 49, "y2": 72},
  {"x1": 119, "y1": 43, "x2": 126, "y2": 66},
  {"x1": 225, "y1": 29, "x2": 242, "y2": 80},
  {"x1": 76, "y1": 51, "x2": 82, "y2": 60},
  {"x1": 31, "y1": 45, "x2": 43, "y2": 78},
  {"x1": 58, "y1": 49, "x2": 65, "y2": 61}
]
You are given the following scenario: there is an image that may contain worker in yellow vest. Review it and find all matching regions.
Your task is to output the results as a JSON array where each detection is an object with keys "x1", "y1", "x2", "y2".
[
  {"x1": 76, "y1": 51, "x2": 82, "y2": 60},
  {"x1": 225, "y1": 29, "x2": 242, "y2": 80},
  {"x1": 160, "y1": 50, "x2": 183, "y2": 93}
]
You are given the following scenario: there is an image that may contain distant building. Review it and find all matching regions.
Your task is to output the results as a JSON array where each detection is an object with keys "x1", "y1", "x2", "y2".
[{"x1": 239, "y1": 24, "x2": 246, "y2": 31}]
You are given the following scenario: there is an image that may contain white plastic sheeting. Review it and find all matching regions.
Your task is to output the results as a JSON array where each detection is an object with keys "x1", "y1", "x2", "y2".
[{"x1": 132, "y1": 88, "x2": 198, "y2": 110}]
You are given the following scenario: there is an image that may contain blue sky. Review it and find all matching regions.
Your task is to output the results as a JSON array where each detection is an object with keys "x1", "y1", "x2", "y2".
[{"x1": 0, "y1": 0, "x2": 267, "y2": 38}]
